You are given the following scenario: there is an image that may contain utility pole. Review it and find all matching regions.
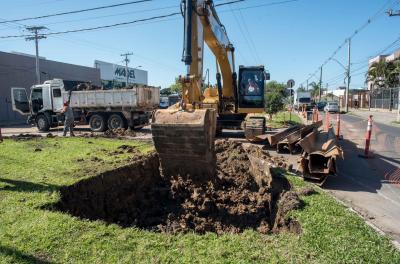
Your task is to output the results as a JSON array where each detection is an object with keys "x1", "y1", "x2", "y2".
[
  {"x1": 387, "y1": 9, "x2": 400, "y2": 16},
  {"x1": 388, "y1": 11, "x2": 400, "y2": 121},
  {"x1": 121, "y1": 52, "x2": 133, "y2": 86},
  {"x1": 306, "y1": 79, "x2": 309, "y2": 91},
  {"x1": 345, "y1": 38, "x2": 351, "y2": 113},
  {"x1": 319, "y1": 66, "x2": 323, "y2": 102},
  {"x1": 25, "y1": 26, "x2": 47, "y2": 84}
]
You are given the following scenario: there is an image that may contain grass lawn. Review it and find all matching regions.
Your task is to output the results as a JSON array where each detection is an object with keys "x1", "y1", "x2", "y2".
[
  {"x1": 268, "y1": 111, "x2": 302, "y2": 129},
  {"x1": 391, "y1": 121, "x2": 400, "y2": 126},
  {"x1": 0, "y1": 137, "x2": 399, "y2": 263}
]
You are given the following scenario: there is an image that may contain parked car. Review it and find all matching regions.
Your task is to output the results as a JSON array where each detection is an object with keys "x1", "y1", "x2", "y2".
[
  {"x1": 317, "y1": 101, "x2": 327, "y2": 111},
  {"x1": 324, "y1": 102, "x2": 340, "y2": 113}
]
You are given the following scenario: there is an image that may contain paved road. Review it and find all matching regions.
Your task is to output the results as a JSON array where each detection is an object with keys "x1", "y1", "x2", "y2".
[{"x1": 323, "y1": 113, "x2": 400, "y2": 244}]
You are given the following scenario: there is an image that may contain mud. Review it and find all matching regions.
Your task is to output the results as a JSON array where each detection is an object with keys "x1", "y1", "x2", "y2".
[
  {"x1": 55, "y1": 140, "x2": 304, "y2": 235},
  {"x1": 6, "y1": 133, "x2": 42, "y2": 141},
  {"x1": 104, "y1": 128, "x2": 136, "y2": 138}
]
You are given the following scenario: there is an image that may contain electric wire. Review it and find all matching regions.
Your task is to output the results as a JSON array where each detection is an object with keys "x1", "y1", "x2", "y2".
[
  {"x1": 0, "y1": 0, "x2": 153, "y2": 24},
  {"x1": 300, "y1": 0, "x2": 399, "y2": 87}
]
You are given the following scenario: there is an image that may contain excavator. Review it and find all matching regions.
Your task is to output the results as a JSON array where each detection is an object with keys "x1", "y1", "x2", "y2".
[{"x1": 152, "y1": 0, "x2": 269, "y2": 180}]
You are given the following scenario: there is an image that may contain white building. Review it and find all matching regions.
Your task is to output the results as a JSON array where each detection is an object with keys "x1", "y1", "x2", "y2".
[{"x1": 94, "y1": 60, "x2": 148, "y2": 89}]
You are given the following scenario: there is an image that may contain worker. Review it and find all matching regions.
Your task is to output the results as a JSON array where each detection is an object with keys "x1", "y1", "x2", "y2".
[
  {"x1": 62, "y1": 101, "x2": 75, "y2": 137},
  {"x1": 246, "y1": 78, "x2": 260, "y2": 95}
]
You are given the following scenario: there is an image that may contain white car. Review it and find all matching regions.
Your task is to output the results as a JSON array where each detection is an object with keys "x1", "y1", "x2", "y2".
[{"x1": 324, "y1": 102, "x2": 340, "y2": 113}]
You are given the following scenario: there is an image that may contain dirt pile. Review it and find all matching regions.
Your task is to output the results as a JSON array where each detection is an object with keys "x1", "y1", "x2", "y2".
[
  {"x1": 7, "y1": 133, "x2": 42, "y2": 141},
  {"x1": 55, "y1": 140, "x2": 304, "y2": 235},
  {"x1": 104, "y1": 128, "x2": 136, "y2": 138}
]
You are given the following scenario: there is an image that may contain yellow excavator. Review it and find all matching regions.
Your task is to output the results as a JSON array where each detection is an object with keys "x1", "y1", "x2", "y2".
[{"x1": 152, "y1": 0, "x2": 269, "y2": 180}]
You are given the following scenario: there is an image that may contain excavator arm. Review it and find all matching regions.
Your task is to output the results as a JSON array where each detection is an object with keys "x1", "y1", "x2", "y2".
[
  {"x1": 180, "y1": 0, "x2": 236, "y2": 110},
  {"x1": 152, "y1": 0, "x2": 267, "y2": 180}
]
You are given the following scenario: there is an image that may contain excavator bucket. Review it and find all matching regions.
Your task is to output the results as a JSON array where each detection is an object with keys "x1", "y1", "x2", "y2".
[{"x1": 151, "y1": 109, "x2": 217, "y2": 182}]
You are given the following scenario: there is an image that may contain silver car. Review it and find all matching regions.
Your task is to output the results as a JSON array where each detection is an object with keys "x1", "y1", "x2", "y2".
[{"x1": 324, "y1": 102, "x2": 340, "y2": 113}]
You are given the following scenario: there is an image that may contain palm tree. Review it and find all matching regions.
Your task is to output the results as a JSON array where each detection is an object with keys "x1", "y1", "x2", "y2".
[
  {"x1": 308, "y1": 82, "x2": 320, "y2": 99},
  {"x1": 367, "y1": 60, "x2": 397, "y2": 110}
]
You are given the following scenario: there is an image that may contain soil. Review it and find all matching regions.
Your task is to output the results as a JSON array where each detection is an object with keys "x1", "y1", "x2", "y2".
[
  {"x1": 6, "y1": 133, "x2": 42, "y2": 141},
  {"x1": 55, "y1": 140, "x2": 309, "y2": 235},
  {"x1": 104, "y1": 128, "x2": 136, "y2": 138}
]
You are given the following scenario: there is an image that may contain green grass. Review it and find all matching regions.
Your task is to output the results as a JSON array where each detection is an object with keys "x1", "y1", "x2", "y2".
[
  {"x1": 0, "y1": 138, "x2": 399, "y2": 263},
  {"x1": 391, "y1": 121, "x2": 400, "y2": 126},
  {"x1": 268, "y1": 111, "x2": 303, "y2": 129}
]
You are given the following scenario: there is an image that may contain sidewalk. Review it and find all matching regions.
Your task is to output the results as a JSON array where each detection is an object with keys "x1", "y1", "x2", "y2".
[{"x1": 349, "y1": 109, "x2": 399, "y2": 126}]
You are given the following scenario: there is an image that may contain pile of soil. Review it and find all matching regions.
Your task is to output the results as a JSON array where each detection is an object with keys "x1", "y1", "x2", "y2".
[
  {"x1": 104, "y1": 128, "x2": 136, "y2": 138},
  {"x1": 55, "y1": 140, "x2": 305, "y2": 235},
  {"x1": 7, "y1": 133, "x2": 42, "y2": 141}
]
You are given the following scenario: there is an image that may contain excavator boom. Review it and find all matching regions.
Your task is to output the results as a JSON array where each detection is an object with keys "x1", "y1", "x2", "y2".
[{"x1": 152, "y1": 0, "x2": 267, "y2": 180}]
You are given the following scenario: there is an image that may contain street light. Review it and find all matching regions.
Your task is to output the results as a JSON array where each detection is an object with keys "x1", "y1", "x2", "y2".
[{"x1": 331, "y1": 57, "x2": 351, "y2": 112}]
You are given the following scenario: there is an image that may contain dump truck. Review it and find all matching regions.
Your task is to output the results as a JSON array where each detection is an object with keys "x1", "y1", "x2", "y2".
[
  {"x1": 11, "y1": 79, "x2": 160, "y2": 132},
  {"x1": 295, "y1": 91, "x2": 312, "y2": 110}
]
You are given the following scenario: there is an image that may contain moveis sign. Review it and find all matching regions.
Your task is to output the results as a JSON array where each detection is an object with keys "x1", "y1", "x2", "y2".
[{"x1": 114, "y1": 67, "x2": 136, "y2": 80}]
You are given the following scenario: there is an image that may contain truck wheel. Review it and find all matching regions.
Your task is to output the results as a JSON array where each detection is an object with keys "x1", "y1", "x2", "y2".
[
  {"x1": 89, "y1": 114, "x2": 107, "y2": 132},
  {"x1": 36, "y1": 114, "x2": 50, "y2": 132},
  {"x1": 108, "y1": 114, "x2": 126, "y2": 130}
]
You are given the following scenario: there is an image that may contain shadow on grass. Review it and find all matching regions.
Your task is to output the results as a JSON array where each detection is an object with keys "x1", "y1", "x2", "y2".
[
  {"x1": 0, "y1": 178, "x2": 59, "y2": 193},
  {"x1": 0, "y1": 245, "x2": 52, "y2": 264}
]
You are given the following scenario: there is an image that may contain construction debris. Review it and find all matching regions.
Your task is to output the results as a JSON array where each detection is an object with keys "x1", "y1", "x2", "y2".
[
  {"x1": 265, "y1": 125, "x2": 302, "y2": 147},
  {"x1": 297, "y1": 127, "x2": 343, "y2": 185},
  {"x1": 276, "y1": 121, "x2": 322, "y2": 154}
]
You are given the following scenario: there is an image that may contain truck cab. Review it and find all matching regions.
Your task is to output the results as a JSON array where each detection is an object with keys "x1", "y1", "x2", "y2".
[{"x1": 11, "y1": 79, "x2": 66, "y2": 131}]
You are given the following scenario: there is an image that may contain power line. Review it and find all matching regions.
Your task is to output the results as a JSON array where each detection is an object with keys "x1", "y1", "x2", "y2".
[
  {"x1": 300, "y1": 0, "x2": 398, "y2": 87},
  {"x1": 0, "y1": 0, "x2": 299, "y2": 39},
  {"x1": 0, "y1": 12, "x2": 181, "y2": 39},
  {"x1": 0, "y1": 0, "x2": 153, "y2": 24},
  {"x1": 228, "y1": 4, "x2": 259, "y2": 64}
]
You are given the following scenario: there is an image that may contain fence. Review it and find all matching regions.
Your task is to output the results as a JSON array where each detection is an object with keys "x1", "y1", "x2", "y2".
[{"x1": 370, "y1": 87, "x2": 399, "y2": 111}]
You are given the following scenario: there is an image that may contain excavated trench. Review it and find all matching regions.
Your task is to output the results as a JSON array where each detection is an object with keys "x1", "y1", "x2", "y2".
[{"x1": 55, "y1": 140, "x2": 302, "y2": 235}]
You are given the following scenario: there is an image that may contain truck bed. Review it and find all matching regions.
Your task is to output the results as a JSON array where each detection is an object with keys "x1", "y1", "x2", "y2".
[{"x1": 63, "y1": 87, "x2": 159, "y2": 111}]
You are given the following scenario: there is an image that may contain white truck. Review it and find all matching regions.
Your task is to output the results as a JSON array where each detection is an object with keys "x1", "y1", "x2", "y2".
[
  {"x1": 11, "y1": 79, "x2": 160, "y2": 132},
  {"x1": 295, "y1": 91, "x2": 312, "y2": 110}
]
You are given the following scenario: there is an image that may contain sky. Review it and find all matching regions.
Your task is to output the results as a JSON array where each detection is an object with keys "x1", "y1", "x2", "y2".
[{"x1": 0, "y1": 0, "x2": 399, "y2": 91}]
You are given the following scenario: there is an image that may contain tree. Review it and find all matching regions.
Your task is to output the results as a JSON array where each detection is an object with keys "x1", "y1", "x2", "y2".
[
  {"x1": 367, "y1": 60, "x2": 395, "y2": 88},
  {"x1": 367, "y1": 60, "x2": 398, "y2": 110},
  {"x1": 264, "y1": 81, "x2": 286, "y2": 119},
  {"x1": 169, "y1": 78, "x2": 183, "y2": 95},
  {"x1": 308, "y1": 82, "x2": 320, "y2": 99},
  {"x1": 297, "y1": 85, "x2": 306, "y2": 93}
]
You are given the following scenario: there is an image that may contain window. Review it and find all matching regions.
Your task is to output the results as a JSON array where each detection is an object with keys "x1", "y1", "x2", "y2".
[
  {"x1": 238, "y1": 69, "x2": 265, "y2": 108},
  {"x1": 13, "y1": 89, "x2": 28, "y2": 103},
  {"x1": 53, "y1": 88, "x2": 62, "y2": 98}
]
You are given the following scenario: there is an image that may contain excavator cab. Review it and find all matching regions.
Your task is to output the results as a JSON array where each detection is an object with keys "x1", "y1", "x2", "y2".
[{"x1": 237, "y1": 66, "x2": 267, "y2": 110}]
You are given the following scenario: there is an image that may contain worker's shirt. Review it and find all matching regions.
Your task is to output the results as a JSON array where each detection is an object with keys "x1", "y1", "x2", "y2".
[{"x1": 65, "y1": 107, "x2": 74, "y2": 121}]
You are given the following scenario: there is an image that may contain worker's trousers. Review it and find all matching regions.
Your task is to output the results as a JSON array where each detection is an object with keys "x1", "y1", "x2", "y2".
[{"x1": 63, "y1": 119, "x2": 75, "y2": 137}]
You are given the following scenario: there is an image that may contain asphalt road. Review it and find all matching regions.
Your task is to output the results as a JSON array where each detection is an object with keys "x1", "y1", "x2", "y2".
[{"x1": 323, "y1": 113, "x2": 400, "y2": 245}]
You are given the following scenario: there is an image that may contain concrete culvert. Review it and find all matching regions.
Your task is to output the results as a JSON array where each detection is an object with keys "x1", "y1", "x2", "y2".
[{"x1": 55, "y1": 140, "x2": 301, "y2": 235}]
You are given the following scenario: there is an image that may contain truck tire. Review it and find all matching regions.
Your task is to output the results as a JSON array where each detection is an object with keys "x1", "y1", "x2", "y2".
[
  {"x1": 107, "y1": 114, "x2": 126, "y2": 130},
  {"x1": 89, "y1": 114, "x2": 107, "y2": 132},
  {"x1": 36, "y1": 114, "x2": 50, "y2": 132}
]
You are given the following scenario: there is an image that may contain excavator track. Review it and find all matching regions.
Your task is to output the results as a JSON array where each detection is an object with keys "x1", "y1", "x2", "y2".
[{"x1": 151, "y1": 109, "x2": 217, "y2": 182}]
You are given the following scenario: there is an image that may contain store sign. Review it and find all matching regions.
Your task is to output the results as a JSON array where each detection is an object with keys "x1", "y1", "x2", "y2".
[
  {"x1": 114, "y1": 66, "x2": 136, "y2": 81},
  {"x1": 94, "y1": 60, "x2": 148, "y2": 85}
]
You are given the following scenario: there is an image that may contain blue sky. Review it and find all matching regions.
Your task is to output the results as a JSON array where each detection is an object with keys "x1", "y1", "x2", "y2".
[{"x1": 0, "y1": 0, "x2": 399, "y2": 90}]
